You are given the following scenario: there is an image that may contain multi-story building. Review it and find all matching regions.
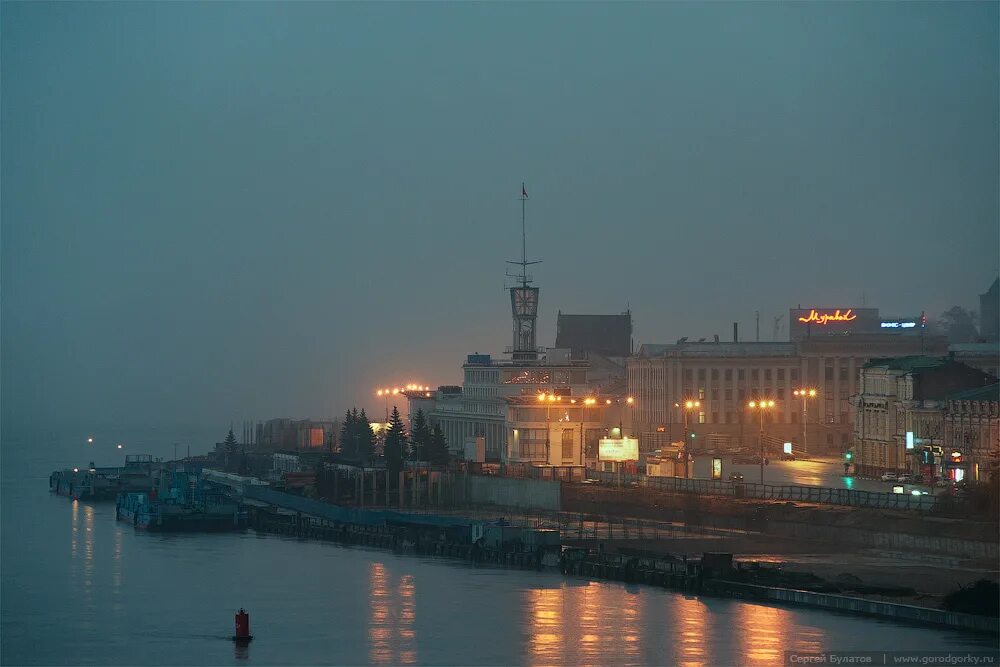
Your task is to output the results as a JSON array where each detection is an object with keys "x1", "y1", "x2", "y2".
[
  {"x1": 629, "y1": 307, "x2": 947, "y2": 455},
  {"x1": 405, "y1": 201, "x2": 627, "y2": 466},
  {"x1": 944, "y1": 383, "x2": 999, "y2": 483},
  {"x1": 852, "y1": 357, "x2": 996, "y2": 479},
  {"x1": 255, "y1": 418, "x2": 337, "y2": 451}
]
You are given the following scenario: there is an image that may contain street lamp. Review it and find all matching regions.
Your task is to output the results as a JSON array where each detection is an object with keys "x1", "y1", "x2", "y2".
[
  {"x1": 792, "y1": 388, "x2": 818, "y2": 455},
  {"x1": 673, "y1": 400, "x2": 700, "y2": 478},
  {"x1": 747, "y1": 400, "x2": 776, "y2": 484},
  {"x1": 579, "y1": 397, "x2": 597, "y2": 467}
]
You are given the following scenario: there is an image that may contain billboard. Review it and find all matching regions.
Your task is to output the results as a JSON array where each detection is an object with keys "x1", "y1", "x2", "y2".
[
  {"x1": 599, "y1": 437, "x2": 639, "y2": 462},
  {"x1": 789, "y1": 308, "x2": 880, "y2": 339}
]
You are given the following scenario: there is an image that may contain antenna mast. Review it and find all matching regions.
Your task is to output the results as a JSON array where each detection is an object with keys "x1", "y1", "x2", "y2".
[{"x1": 506, "y1": 183, "x2": 541, "y2": 360}]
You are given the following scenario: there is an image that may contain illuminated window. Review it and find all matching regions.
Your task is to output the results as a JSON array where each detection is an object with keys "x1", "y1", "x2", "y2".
[
  {"x1": 698, "y1": 412, "x2": 706, "y2": 424},
  {"x1": 698, "y1": 388, "x2": 706, "y2": 400}
]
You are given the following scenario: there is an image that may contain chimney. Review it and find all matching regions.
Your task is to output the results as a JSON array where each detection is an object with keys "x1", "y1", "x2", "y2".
[{"x1": 733, "y1": 322, "x2": 739, "y2": 342}]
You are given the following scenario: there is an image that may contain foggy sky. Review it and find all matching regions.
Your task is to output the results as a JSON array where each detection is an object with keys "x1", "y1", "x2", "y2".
[{"x1": 3, "y1": 2, "x2": 997, "y2": 436}]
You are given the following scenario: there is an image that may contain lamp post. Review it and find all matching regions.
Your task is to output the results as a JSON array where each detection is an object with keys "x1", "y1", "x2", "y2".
[
  {"x1": 748, "y1": 400, "x2": 776, "y2": 484},
  {"x1": 577, "y1": 397, "x2": 596, "y2": 467},
  {"x1": 674, "y1": 400, "x2": 700, "y2": 478},
  {"x1": 538, "y1": 393, "x2": 560, "y2": 465},
  {"x1": 792, "y1": 388, "x2": 817, "y2": 455}
]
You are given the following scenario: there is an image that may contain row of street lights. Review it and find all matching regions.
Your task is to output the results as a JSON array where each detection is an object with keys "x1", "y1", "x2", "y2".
[
  {"x1": 375, "y1": 384, "x2": 431, "y2": 422},
  {"x1": 672, "y1": 388, "x2": 819, "y2": 481}
]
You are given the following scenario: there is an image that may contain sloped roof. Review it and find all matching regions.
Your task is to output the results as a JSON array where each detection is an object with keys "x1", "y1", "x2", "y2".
[
  {"x1": 863, "y1": 356, "x2": 948, "y2": 371},
  {"x1": 947, "y1": 382, "x2": 1000, "y2": 402}
]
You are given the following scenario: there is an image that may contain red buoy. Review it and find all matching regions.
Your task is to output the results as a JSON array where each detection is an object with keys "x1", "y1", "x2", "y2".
[{"x1": 232, "y1": 608, "x2": 253, "y2": 642}]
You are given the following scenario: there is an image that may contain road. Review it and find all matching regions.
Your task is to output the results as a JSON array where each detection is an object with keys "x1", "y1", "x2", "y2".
[{"x1": 693, "y1": 454, "x2": 935, "y2": 494}]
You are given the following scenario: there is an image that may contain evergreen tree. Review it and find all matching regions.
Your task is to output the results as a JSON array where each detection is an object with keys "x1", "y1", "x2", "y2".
[
  {"x1": 339, "y1": 410, "x2": 354, "y2": 457},
  {"x1": 410, "y1": 409, "x2": 431, "y2": 461},
  {"x1": 224, "y1": 428, "x2": 238, "y2": 452},
  {"x1": 384, "y1": 406, "x2": 408, "y2": 475},
  {"x1": 358, "y1": 409, "x2": 375, "y2": 463},
  {"x1": 427, "y1": 423, "x2": 449, "y2": 466}
]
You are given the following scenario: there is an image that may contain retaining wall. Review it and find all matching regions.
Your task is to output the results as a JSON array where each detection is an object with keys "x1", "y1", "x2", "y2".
[{"x1": 466, "y1": 475, "x2": 561, "y2": 511}]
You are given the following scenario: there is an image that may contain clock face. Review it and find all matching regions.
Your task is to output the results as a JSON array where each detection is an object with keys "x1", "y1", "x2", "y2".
[{"x1": 511, "y1": 287, "x2": 539, "y2": 316}]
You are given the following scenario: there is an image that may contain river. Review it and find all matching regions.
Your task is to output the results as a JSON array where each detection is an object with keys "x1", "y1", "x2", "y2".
[{"x1": 2, "y1": 431, "x2": 995, "y2": 666}]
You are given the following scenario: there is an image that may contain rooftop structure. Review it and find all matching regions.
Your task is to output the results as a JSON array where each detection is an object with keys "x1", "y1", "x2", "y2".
[{"x1": 555, "y1": 311, "x2": 632, "y2": 358}]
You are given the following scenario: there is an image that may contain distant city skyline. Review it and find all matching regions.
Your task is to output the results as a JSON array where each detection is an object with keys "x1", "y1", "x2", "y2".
[{"x1": 2, "y1": 2, "x2": 997, "y2": 433}]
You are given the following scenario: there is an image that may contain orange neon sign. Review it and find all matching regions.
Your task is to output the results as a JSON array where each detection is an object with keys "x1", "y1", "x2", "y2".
[{"x1": 797, "y1": 309, "x2": 858, "y2": 325}]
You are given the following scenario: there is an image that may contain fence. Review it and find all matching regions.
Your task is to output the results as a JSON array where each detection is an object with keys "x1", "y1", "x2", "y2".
[{"x1": 585, "y1": 470, "x2": 938, "y2": 511}]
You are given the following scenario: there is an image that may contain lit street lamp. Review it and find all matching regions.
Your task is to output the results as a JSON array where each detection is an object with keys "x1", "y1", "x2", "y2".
[
  {"x1": 792, "y1": 388, "x2": 818, "y2": 455},
  {"x1": 747, "y1": 400, "x2": 776, "y2": 484},
  {"x1": 674, "y1": 400, "x2": 700, "y2": 478},
  {"x1": 537, "y1": 392, "x2": 561, "y2": 464}
]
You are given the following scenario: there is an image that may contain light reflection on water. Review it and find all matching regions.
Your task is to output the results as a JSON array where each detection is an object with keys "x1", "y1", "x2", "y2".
[
  {"x1": 369, "y1": 562, "x2": 418, "y2": 665},
  {"x1": 3, "y1": 441, "x2": 996, "y2": 667}
]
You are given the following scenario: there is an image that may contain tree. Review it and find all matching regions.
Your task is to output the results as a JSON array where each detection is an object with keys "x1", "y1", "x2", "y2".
[
  {"x1": 384, "y1": 406, "x2": 408, "y2": 475},
  {"x1": 357, "y1": 409, "x2": 375, "y2": 462},
  {"x1": 338, "y1": 408, "x2": 374, "y2": 463},
  {"x1": 936, "y1": 306, "x2": 979, "y2": 343},
  {"x1": 427, "y1": 423, "x2": 449, "y2": 466},
  {"x1": 410, "y1": 409, "x2": 431, "y2": 461},
  {"x1": 224, "y1": 428, "x2": 238, "y2": 453}
]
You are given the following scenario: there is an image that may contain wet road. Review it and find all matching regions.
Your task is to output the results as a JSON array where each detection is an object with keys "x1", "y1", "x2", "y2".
[{"x1": 696, "y1": 456, "x2": 933, "y2": 494}]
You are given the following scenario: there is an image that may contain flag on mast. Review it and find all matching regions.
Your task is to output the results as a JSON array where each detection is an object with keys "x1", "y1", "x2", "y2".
[{"x1": 522, "y1": 184, "x2": 528, "y2": 199}]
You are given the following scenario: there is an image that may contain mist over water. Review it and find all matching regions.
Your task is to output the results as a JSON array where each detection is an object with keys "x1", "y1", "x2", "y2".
[{"x1": 2, "y1": 433, "x2": 994, "y2": 666}]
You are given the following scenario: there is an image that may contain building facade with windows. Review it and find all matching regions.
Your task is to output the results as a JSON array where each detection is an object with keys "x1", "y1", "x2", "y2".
[
  {"x1": 944, "y1": 383, "x2": 999, "y2": 483},
  {"x1": 852, "y1": 357, "x2": 996, "y2": 479},
  {"x1": 629, "y1": 312, "x2": 947, "y2": 455}
]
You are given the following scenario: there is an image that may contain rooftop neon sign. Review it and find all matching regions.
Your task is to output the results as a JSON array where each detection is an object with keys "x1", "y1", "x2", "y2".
[{"x1": 797, "y1": 309, "x2": 857, "y2": 325}]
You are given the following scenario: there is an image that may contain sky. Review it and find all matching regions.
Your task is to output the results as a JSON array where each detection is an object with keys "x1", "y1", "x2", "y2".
[{"x1": 2, "y1": 2, "x2": 997, "y2": 437}]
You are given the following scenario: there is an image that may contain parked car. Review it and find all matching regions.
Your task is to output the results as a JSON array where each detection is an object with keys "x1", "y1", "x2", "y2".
[
  {"x1": 896, "y1": 474, "x2": 912, "y2": 483},
  {"x1": 880, "y1": 472, "x2": 898, "y2": 482},
  {"x1": 729, "y1": 472, "x2": 745, "y2": 482},
  {"x1": 779, "y1": 453, "x2": 796, "y2": 461}
]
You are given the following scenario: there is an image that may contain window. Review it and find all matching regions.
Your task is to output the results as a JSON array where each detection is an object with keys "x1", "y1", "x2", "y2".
[
  {"x1": 751, "y1": 369, "x2": 759, "y2": 382},
  {"x1": 791, "y1": 368, "x2": 800, "y2": 382},
  {"x1": 711, "y1": 369, "x2": 719, "y2": 381},
  {"x1": 825, "y1": 367, "x2": 834, "y2": 381},
  {"x1": 561, "y1": 429, "x2": 574, "y2": 462},
  {"x1": 764, "y1": 369, "x2": 772, "y2": 382},
  {"x1": 725, "y1": 369, "x2": 733, "y2": 381},
  {"x1": 683, "y1": 369, "x2": 693, "y2": 382},
  {"x1": 698, "y1": 412, "x2": 706, "y2": 424},
  {"x1": 711, "y1": 412, "x2": 719, "y2": 423},
  {"x1": 698, "y1": 388, "x2": 706, "y2": 400},
  {"x1": 777, "y1": 388, "x2": 785, "y2": 400},
  {"x1": 698, "y1": 369, "x2": 706, "y2": 381},
  {"x1": 839, "y1": 366, "x2": 848, "y2": 382},
  {"x1": 724, "y1": 388, "x2": 732, "y2": 400},
  {"x1": 777, "y1": 369, "x2": 785, "y2": 381}
]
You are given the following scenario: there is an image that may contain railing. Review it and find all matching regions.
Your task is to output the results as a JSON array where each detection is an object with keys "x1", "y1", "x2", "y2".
[{"x1": 584, "y1": 470, "x2": 938, "y2": 511}]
